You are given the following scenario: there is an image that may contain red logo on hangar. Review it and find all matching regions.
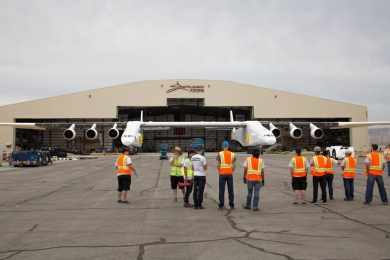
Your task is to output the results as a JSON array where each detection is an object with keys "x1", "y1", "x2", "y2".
[{"x1": 166, "y1": 82, "x2": 205, "y2": 93}]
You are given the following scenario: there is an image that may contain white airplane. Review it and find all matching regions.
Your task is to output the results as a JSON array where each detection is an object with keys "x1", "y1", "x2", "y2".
[{"x1": 1, "y1": 110, "x2": 390, "y2": 148}]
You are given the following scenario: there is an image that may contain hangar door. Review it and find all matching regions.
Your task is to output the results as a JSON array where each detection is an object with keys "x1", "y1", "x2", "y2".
[{"x1": 118, "y1": 99, "x2": 252, "y2": 152}]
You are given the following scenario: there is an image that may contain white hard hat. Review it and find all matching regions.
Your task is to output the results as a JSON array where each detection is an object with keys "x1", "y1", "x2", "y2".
[{"x1": 314, "y1": 146, "x2": 321, "y2": 152}]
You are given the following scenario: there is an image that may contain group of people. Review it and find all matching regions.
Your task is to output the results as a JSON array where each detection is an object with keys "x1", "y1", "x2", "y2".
[
  {"x1": 168, "y1": 141, "x2": 265, "y2": 210},
  {"x1": 290, "y1": 144, "x2": 389, "y2": 205},
  {"x1": 113, "y1": 143, "x2": 390, "y2": 209}
]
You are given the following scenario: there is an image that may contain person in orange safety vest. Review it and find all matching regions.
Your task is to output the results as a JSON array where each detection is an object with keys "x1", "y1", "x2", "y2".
[
  {"x1": 216, "y1": 141, "x2": 236, "y2": 210},
  {"x1": 323, "y1": 150, "x2": 338, "y2": 200},
  {"x1": 364, "y1": 144, "x2": 388, "y2": 205},
  {"x1": 114, "y1": 147, "x2": 136, "y2": 204},
  {"x1": 243, "y1": 148, "x2": 264, "y2": 211},
  {"x1": 289, "y1": 148, "x2": 309, "y2": 205},
  {"x1": 340, "y1": 149, "x2": 356, "y2": 201},
  {"x1": 310, "y1": 146, "x2": 327, "y2": 204}
]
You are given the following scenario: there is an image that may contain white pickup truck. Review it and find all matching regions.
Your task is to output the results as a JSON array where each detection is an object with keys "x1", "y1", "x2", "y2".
[{"x1": 326, "y1": 146, "x2": 355, "y2": 160}]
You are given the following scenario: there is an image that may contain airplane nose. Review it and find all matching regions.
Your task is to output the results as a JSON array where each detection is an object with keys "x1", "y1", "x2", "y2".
[
  {"x1": 266, "y1": 136, "x2": 277, "y2": 145},
  {"x1": 121, "y1": 136, "x2": 135, "y2": 146}
]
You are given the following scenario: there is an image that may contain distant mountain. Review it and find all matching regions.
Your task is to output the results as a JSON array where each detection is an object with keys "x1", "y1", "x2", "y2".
[{"x1": 369, "y1": 128, "x2": 390, "y2": 145}]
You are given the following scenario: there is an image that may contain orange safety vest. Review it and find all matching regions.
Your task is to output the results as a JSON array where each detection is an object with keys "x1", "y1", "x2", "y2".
[
  {"x1": 291, "y1": 156, "x2": 307, "y2": 178},
  {"x1": 245, "y1": 156, "x2": 263, "y2": 182},
  {"x1": 116, "y1": 155, "x2": 132, "y2": 176},
  {"x1": 384, "y1": 149, "x2": 390, "y2": 162},
  {"x1": 218, "y1": 150, "x2": 234, "y2": 175},
  {"x1": 311, "y1": 155, "x2": 327, "y2": 177},
  {"x1": 367, "y1": 152, "x2": 384, "y2": 175},
  {"x1": 325, "y1": 157, "x2": 335, "y2": 174},
  {"x1": 343, "y1": 156, "x2": 356, "y2": 179}
]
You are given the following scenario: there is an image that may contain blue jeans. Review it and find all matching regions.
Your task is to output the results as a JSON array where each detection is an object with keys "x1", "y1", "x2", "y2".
[
  {"x1": 246, "y1": 181, "x2": 262, "y2": 209},
  {"x1": 193, "y1": 176, "x2": 206, "y2": 208},
  {"x1": 365, "y1": 175, "x2": 388, "y2": 203},
  {"x1": 387, "y1": 162, "x2": 390, "y2": 176},
  {"x1": 219, "y1": 175, "x2": 234, "y2": 207},
  {"x1": 343, "y1": 178, "x2": 354, "y2": 200}
]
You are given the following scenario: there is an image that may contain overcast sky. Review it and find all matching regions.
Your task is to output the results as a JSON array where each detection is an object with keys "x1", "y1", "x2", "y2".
[{"x1": 1, "y1": 0, "x2": 389, "y2": 120}]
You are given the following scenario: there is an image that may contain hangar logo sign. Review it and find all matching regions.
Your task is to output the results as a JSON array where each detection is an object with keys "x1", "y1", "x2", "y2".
[{"x1": 166, "y1": 82, "x2": 205, "y2": 93}]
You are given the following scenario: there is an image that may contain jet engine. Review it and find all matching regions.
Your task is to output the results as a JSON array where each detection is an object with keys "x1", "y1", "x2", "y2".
[
  {"x1": 289, "y1": 122, "x2": 303, "y2": 139},
  {"x1": 310, "y1": 123, "x2": 324, "y2": 139},
  {"x1": 86, "y1": 123, "x2": 98, "y2": 140},
  {"x1": 108, "y1": 123, "x2": 120, "y2": 139},
  {"x1": 63, "y1": 124, "x2": 76, "y2": 141},
  {"x1": 269, "y1": 123, "x2": 281, "y2": 139}
]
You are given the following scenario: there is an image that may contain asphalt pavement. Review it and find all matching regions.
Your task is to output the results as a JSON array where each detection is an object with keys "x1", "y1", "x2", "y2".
[{"x1": 0, "y1": 153, "x2": 389, "y2": 260}]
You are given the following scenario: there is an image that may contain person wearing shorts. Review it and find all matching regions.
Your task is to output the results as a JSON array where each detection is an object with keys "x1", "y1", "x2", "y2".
[
  {"x1": 289, "y1": 148, "x2": 309, "y2": 204},
  {"x1": 114, "y1": 147, "x2": 135, "y2": 203},
  {"x1": 169, "y1": 146, "x2": 185, "y2": 202}
]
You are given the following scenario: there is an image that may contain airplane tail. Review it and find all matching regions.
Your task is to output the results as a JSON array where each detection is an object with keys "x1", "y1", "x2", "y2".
[
  {"x1": 230, "y1": 110, "x2": 234, "y2": 122},
  {"x1": 140, "y1": 110, "x2": 144, "y2": 122}
]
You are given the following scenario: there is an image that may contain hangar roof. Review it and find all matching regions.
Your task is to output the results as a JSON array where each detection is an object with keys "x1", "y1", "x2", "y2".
[{"x1": 0, "y1": 80, "x2": 367, "y2": 121}]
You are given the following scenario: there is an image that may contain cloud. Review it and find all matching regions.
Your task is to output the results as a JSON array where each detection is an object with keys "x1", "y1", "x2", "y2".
[{"x1": 0, "y1": 0, "x2": 389, "y2": 120}]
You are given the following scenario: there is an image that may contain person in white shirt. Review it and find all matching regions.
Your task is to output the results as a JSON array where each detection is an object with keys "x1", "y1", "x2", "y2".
[
  {"x1": 114, "y1": 147, "x2": 136, "y2": 204},
  {"x1": 191, "y1": 148, "x2": 207, "y2": 209}
]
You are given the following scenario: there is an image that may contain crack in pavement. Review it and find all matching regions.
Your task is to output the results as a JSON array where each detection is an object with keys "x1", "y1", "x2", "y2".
[
  {"x1": 256, "y1": 230, "x2": 351, "y2": 239},
  {"x1": 315, "y1": 204, "x2": 390, "y2": 238},
  {"x1": 0, "y1": 251, "x2": 23, "y2": 260},
  {"x1": 235, "y1": 239, "x2": 296, "y2": 260},
  {"x1": 27, "y1": 224, "x2": 38, "y2": 232}
]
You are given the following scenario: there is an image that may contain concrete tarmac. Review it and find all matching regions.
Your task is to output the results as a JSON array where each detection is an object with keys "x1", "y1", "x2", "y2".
[{"x1": 0, "y1": 153, "x2": 389, "y2": 260}]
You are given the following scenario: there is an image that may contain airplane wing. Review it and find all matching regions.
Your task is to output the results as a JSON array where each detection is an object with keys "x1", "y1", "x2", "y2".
[
  {"x1": 0, "y1": 122, "x2": 125, "y2": 130},
  {"x1": 261, "y1": 121, "x2": 390, "y2": 129},
  {"x1": 0, "y1": 123, "x2": 46, "y2": 130},
  {"x1": 331, "y1": 121, "x2": 390, "y2": 129}
]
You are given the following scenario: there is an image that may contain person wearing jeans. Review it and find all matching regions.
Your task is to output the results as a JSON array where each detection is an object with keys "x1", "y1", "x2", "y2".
[
  {"x1": 364, "y1": 144, "x2": 388, "y2": 205},
  {"x1": 191, "y1": 148, "x2": 207, "y2": 209},
  {"x1": 341, "y1": 149, "x2": 356, "y2": 201},
  {"x1": 365, "y1": 175, "x2": 388, "y2": 203},
  {"x1": 310, "y1": 146, "x2": 328, "y2": 204},
  {"x1": 216, "y1": 141, "x2": 236, "y2": 209},
  {"x1": 246, "y1": 181, "x2": 262, "y2": 210},
  {"x1": 243, "y1": 148, "x2": 264, "y2": 211},
  {"x1": 324, "y1": 150, "x2": 337, "y2": 200}
]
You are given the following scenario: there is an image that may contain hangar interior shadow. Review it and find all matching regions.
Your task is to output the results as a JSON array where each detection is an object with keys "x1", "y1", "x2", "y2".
[{"x1": 15, "y1": 98, "x2": 350, "y2": 153}]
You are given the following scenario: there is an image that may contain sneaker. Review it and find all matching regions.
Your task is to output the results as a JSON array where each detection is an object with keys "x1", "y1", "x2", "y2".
[
  {"x1": 253, "y1": 208, "x2": 259, "y2": 212},
  {"x1": 218, "y1": 206, "x2": 224, "y2": 210},
  {"x1": 122, "y1": 200, "x2": 129, "y2": 204},
  {"x1": 301, "y1": 201, "x2": 307, "y2": 205},
  {"x1": 293, "y1": 202, "x2": 299, "y2": 205},
  {"x1": 194, "y1": 206, "x2": 199, "y2": 210},
  {"x1": 184, "y1": 203, "x2": 191, "y2": 208},
  {"x1": 244, "y1": 206, "x2": 251, "y2": 210},
  {"x1": 229, "y1": 205, "x2": 235, "y2": 210},
  {"x1": 310, "y1": 200, "x2": 317, "y2": 204},
  {"x1": 344, "y1": 198, "x2": 349, "y2": 201},
  {"x1": 364, "y1": 201, "x2": 371, "y2": 205},
  {"x1": 330, "y1": 197, "x2": 334, "y2": 200},
  {"x1": 117, "y1": 200, "x2": 122, "y2": 203},
  {"x1": 199, "y1": 206, "x2": 205, "y2": 210}
]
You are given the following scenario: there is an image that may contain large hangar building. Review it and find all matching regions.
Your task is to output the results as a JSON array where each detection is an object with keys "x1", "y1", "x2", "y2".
[{"x1": 0, "y1": 80, "x2": 369, "y2": 152}]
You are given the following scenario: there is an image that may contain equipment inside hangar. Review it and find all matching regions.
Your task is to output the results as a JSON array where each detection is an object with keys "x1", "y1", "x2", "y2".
[{"x1": 14, "y1": 98, "x2": 350, "y2": 153}]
